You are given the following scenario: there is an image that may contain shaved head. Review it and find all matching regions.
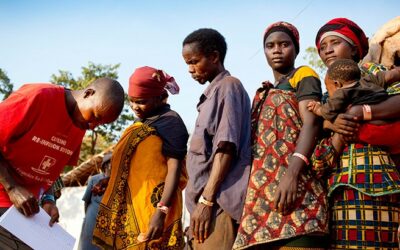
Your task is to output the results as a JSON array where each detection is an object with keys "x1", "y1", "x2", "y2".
[
  {"x1": 67, "y1": 77, "x2": 125, "y2": 130},
  {"x1": 88, "y1": 77, "x2": 125, "y2": 124}
]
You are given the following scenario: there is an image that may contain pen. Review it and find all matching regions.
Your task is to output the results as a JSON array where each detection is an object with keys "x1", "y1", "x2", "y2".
[{"x1": 38, "y1": 187, "x2": 44, "y2": 204}]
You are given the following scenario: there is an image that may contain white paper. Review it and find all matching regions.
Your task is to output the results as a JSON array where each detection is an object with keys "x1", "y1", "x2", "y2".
[{"x1": 0, "y1": 205, "x2": 75, "y2": 250}]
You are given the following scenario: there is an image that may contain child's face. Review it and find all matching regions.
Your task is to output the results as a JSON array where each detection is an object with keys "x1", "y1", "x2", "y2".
[
  {"x1": 325, "y1": 75, "x2": 340, "y2": 97},
  {"x1": 129, "y1": 96, "x2": 162, "y2": 119}
]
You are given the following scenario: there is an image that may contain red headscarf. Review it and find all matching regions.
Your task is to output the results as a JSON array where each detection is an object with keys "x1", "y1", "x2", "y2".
[
  {"x1": 128, "y1": 66, "x2": 179, "y2": 98},
  {"x1": 263, "y1": 21, "x2": 300, "y2": 54},
  {"x1": 315, "y1": 18, "x2": 369, "y2": 61}
]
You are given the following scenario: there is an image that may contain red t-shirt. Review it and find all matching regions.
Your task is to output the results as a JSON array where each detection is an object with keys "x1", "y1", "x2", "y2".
[{"x1": 0, "y1": 83, "x2": 86, "y2": 207}]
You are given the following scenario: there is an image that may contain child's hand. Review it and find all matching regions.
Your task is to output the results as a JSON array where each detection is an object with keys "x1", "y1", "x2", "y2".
[
  {"x1": 91, "y1": 177, "x2": 110, "y2": 196},
  {"x1": 313, "y1": 102, "x2": 322, "y2": 113},
  {"x1": 307, "y1": 100, "x2": 320, "y2": 113}
]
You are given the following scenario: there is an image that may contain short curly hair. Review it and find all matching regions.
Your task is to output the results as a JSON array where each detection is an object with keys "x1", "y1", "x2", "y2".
[
  {"x1": 183, "y1": 28, "x2": 227, "y2": 64},
  {"x1": 327, "y1": 58, "x2": 361, "y2": 82}
]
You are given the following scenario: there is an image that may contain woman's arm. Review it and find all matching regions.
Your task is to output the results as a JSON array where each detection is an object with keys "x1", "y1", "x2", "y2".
[
  {"x1": 369, "y1": 94, "x2": 400, "y2": 120},
  {"x1": 143, "y1": 157, "x2": 182, "y2": 241},
  {"x1": 159, "y1": 158, "x2": 181, "y2": 207},
  {"x1": 326, "y1": 95, "x2": 400, "y2": 140},
  {"x1": 384, "y1": 67, "x2": 400, "y2": 86},
  {"x1": 274, "y1": 99, "x2": 321, "y2": 214},
  {"x1": 344, "y1": 95, "x2": 400, "y2": 121}
]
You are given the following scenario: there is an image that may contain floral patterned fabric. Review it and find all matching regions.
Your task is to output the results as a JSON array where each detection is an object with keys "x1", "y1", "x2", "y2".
[
  {"x1": 93, "y1": 123, "x2": 186, "y2": 250},
  {"x1": 233, "y1": 85, "x2": 328, "y2": 249}
]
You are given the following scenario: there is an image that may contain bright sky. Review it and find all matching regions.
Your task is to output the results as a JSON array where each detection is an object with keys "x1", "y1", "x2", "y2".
[{"x1": 1, "y1": 0, "x2": 399, "y2": 131}]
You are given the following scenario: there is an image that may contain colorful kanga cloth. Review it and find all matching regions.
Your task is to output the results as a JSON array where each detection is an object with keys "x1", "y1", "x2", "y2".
[
  {"x1": 93, "y1": 122, "x2": 187, "y2": 250},
  {"x1": 315, "y1": 141, "x2": 400, "y2": 197},
  {"x1": 311, "y1": 61, "x2": 400, "y2": 249},
  {"x1": 360, "y1": 62, "x2": 400, "y2": 95},
  {"x1": 330, "y1": 188, "x2": 400, "y2": 249},
  {"x1": 233, "y1": 67, "x2": 328, "y2": 249}
]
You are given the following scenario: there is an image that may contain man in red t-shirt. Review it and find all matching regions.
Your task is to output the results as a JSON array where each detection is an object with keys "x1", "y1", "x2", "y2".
[{"x1": 0, "y1": 78, "x2": 124, "y2": 249}]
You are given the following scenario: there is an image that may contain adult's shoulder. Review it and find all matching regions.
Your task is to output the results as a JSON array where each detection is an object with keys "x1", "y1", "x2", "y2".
[
  {"x1": 14, "y1": 83, "x2": 64, "y2": 99},
  {"x1": 290, "y1": 66, "x2": 322, "y2": 100},
  {"x1": 160, "y1": 105, "x2": 181, "y2": 120},
  {"x1": 161, "y1": 108, "x2": 185, "y2": 122},
  {"x1": 220, "y1": 74, "x2": 243, "y2": 86},
  {"x1": 289, "y1": 66, "x2": 321, "y2": 89},
  {"x1": 4, "y1": 83, "x2": 64, "y2": 109},
  {"x1": 154, "y1": 108, "x2": 188, "y2": 133},
  {"x1": 218, "y1": 75, "x2": 247, "y2": 94},
  {"x1": 18, "y1": 83, "x2": 63, "y2": 92},
  {"x1": 293, "y1": 66, "x2": 320, "y2": 80},
  {"x1": 151, "y1": 107, "x2": 189, "y2": 159}
]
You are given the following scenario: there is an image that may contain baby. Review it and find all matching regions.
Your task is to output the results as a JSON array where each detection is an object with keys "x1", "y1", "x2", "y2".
[{"x1": 308, "y1": 58, "x2": 400, "y2": 154}]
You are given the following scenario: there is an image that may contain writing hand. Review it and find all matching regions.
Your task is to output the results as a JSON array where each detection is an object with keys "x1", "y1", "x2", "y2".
[{"x1": 7, "y1": 186, "x2": 39, "y2": 216}]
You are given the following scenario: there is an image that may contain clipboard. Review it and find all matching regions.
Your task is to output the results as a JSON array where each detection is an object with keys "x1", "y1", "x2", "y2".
[{"x1": 0, "y1": 205, "x2": 75, "y2": 250}]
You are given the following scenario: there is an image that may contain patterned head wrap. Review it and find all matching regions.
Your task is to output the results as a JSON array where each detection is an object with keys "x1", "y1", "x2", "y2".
[
  {"x1": 128, "y1": 66, "x2": 180, "y2": 98},
  {"x1": 263, "y1": 21, "x2": 300, "y2": 54},
  {"x1": 315, "y1": 18, "x2": 369, "y2": 61}
]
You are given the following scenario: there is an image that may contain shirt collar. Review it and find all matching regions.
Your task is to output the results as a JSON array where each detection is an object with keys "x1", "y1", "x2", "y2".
[
  {"x1": 203, "y1": 70, "x2": 230, "y2": 98},
  {"x1": 197, "y1": 70, "x2": 230, "y2": 109}
]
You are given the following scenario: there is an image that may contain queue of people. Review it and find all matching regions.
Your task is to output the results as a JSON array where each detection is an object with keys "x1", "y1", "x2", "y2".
[{"x1": 1, "y1": 16, "x2": 400, "y2": 250}]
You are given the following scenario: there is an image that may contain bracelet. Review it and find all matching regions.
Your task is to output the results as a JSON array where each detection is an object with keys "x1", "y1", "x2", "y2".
[
  {"x1": 198, "y1": 195, "x2": 214, "y2": 207},
  {"x1": 42, "y1": 194, "x2": 56, "y2": 203},
  {"x1": 40, "y1": 194, "x2": 56, "y2": 206},
  {"x1": 362, "y1": 104, "x2": 372, "y2": 121},
  {"x1": 156, "y1": 202, "x2": 169, "y2": 214},
  {"x1": 292, "y1": 152, "x2": 310, "y2": 165},
  {"x1": 158, "y1": 201, "x2": 166, "y2": 207}
]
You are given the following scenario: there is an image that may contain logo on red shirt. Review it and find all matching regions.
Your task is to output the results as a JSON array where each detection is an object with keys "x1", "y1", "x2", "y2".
[{"x1": 31, "y1": 156, "x2": 56, "y2": 175}]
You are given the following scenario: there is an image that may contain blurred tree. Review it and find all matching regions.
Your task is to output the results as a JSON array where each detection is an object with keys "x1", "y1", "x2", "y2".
[
  {"x1": 51, "y1": 62, "x2": 134, "y2": 162},
  {"x1": 303, "y1": 47, "x2": 327, "y2": 77},
  {"x1": 0, "y1": 69, "x2": 13, "y2": 100}
]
